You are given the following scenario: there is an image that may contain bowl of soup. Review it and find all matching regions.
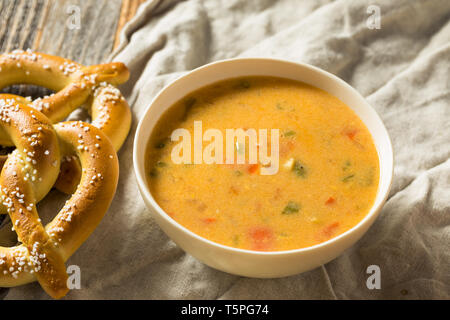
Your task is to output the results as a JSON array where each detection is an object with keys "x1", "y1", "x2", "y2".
[{"x1": 133, "y1": 58, "x2": 393, "y2": 278}]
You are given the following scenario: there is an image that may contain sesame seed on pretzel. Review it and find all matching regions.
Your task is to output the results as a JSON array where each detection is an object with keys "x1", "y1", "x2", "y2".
[
  {"x1": 0, "y1": 49, "x2": 131, "y2": 151},
  {"x1": 0, "y1": 98, "x2": 119, "y2": 299},
  {"x1": 0, "y1": 50, "x2": 131, "y2": 193}
]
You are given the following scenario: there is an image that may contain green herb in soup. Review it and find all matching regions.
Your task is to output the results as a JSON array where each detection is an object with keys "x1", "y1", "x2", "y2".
[{"x1": 146, "y1": 76, "x2": 380, "y2": 251}]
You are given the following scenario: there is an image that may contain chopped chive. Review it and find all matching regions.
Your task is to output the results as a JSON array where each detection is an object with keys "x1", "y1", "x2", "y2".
[
  {"x1": 342, "y1": 174, "x2": 355, "y2": 182},
  {"x1": 276, "y1": 103, "x2": 284, "y2": 110},
  {"x1": 149, "y1": 168, "x2": 158, "y2": 177},
  {"x1": 283, "y1": 130, "x2": 296, "y2": 137},
  {"x1": 343, "y1": 160, "x2": 351, "y2": 171},
  {"x1": 234, "y1": 170, "x2": 243, "y2": 176},
  {"x1": 184, "y1": 97, "x2": 196, "y2": 109},
  {"x1": 237, "y1": 79, "x2": 250, "y2": 89},
  {"x1": 155, "y1": 141, "x2": 166, "y2": 149},
  {"x1": 282, "y1": 201, "x2": 300, "y2": 214},
  {"x1": 156, "y1": 161, "x2": 167, "y2": 167},
  {"x1": 232, "y1": 235, "x2": 240, "y2": 246},
  {"x1": 181, "y1": 97, "x2": 196, "y2": 120},
  {"x1": 293, "y1": 160, "x2": 307, "y2": 177}
]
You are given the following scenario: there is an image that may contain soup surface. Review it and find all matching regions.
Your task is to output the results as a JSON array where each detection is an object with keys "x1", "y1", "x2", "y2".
[{"x1": 146, "y1": 76, "x2": 379, "y2": 251}]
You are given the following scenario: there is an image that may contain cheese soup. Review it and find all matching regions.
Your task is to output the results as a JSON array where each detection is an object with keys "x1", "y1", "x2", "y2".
[{"x1": 146, "y1": 76, "x2": 379, "y2": 251}]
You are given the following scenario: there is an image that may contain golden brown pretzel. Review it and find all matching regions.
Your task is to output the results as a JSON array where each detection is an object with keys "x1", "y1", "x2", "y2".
[
  {"x1": 0, "y1": 49, "x2": 131, "y2": 150},
  {"x1": 0, "y1": 98, "x2": 119, "y2": 298},
  {"x1": 0, "y1": 96, "x2": 61, "y2": 206},
  {"x1": 0, "y1": 50, "x2": 131, "y2": 193}
]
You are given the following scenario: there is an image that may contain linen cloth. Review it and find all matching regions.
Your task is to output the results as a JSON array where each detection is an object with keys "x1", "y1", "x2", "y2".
[{"x1": 4, "y1": 0, "x2": 450, "y2": 299}]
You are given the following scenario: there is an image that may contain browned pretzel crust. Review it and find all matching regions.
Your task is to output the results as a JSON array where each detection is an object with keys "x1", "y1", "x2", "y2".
[
  {"x1": 0, "y1": 50, "x2": 131, "y2": 194},
  {"x1": 0, "y1": 97, "x2": 118, "y2": 298}
]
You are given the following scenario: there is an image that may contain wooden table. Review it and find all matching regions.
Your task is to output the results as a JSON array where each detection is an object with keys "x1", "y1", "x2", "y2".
[
  {"x1": 0, "y1": 0, "x2": 146, "y2": 62},
  {"x1": 0, "y1": 0, "x2": 146, "y2": 300},
  {"x1": 0, "y1": 0, "x2": 146, "y2": 96}
]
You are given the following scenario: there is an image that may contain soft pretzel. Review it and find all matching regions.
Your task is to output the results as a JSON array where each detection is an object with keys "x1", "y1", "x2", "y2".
[
  {"x1": 0, "y1": 50, "x2": 130, "y2": 193},
  {"x1": 0, "y1": 49, "x2": 131, "y2": 150},
  {"x1": 0, "y1": 98, "x2": 119, "y2": 298},
  {"x1": 0, "y1": 97, "x2": 61, "y2": 207}
]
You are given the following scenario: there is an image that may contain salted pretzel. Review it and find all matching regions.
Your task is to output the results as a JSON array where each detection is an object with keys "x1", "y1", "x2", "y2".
[
  {"x1": 0, "y1": 97, "x2": 119, "y2": 298},
  {"x1": 0, "y1": 49, "x2": 131, "y2": 193}
]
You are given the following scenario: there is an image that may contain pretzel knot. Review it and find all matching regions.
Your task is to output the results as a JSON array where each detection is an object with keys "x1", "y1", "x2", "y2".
[
  {"x1": 0, "y1": 97, "x2": 119, "y2": 299},
  {"x1": 0, "y1": 49, "x2": 131, "y2": 193}
]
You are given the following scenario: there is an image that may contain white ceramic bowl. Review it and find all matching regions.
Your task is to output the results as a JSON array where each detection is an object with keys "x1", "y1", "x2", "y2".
[{"x1": 133, "y1": 58, "x2": 394, "y2": 278}]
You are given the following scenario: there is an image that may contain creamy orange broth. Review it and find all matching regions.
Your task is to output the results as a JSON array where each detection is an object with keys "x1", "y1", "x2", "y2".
[{"x1": 146, "y1": 77, "x2": 379, "y2": 251}]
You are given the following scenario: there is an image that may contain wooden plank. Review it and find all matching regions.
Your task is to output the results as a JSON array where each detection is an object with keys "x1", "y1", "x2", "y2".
[
  {"x1": 0, "y1": 0, "x2": 123, "y2": 98},
  {"x1": 0, "y1": 0, "x2": 53, "y2": 99},
  {"x1": 114, "y1": 0, "x2": 147, "y2": 49},
  {"x1": 0, "y1": 0, "x2": 144, "y2": 61},
  {"x1": 0, "y1": 0, "x2": 124, "y2": 63},
  {"x1": 0, "y1": 0, "x2": 47, "y2": 52},
  {"x1": 36, "y1": 0, "x2": 123, "y2": 65}
]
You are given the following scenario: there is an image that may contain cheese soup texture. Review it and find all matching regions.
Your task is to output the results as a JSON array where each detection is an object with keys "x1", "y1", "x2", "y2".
[{"x1": 146, "y1": 77, "x2": 379, "y2": 251}]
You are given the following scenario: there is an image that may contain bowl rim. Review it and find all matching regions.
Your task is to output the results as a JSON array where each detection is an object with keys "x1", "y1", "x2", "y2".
[{"x1": 133, "y1": 57, "x2": 394, "y2": 257}]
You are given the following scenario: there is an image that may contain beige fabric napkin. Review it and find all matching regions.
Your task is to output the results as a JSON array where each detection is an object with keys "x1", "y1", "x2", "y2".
[{"x1": 4, "y1": 0, "x2": 450, "y2": 299}]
